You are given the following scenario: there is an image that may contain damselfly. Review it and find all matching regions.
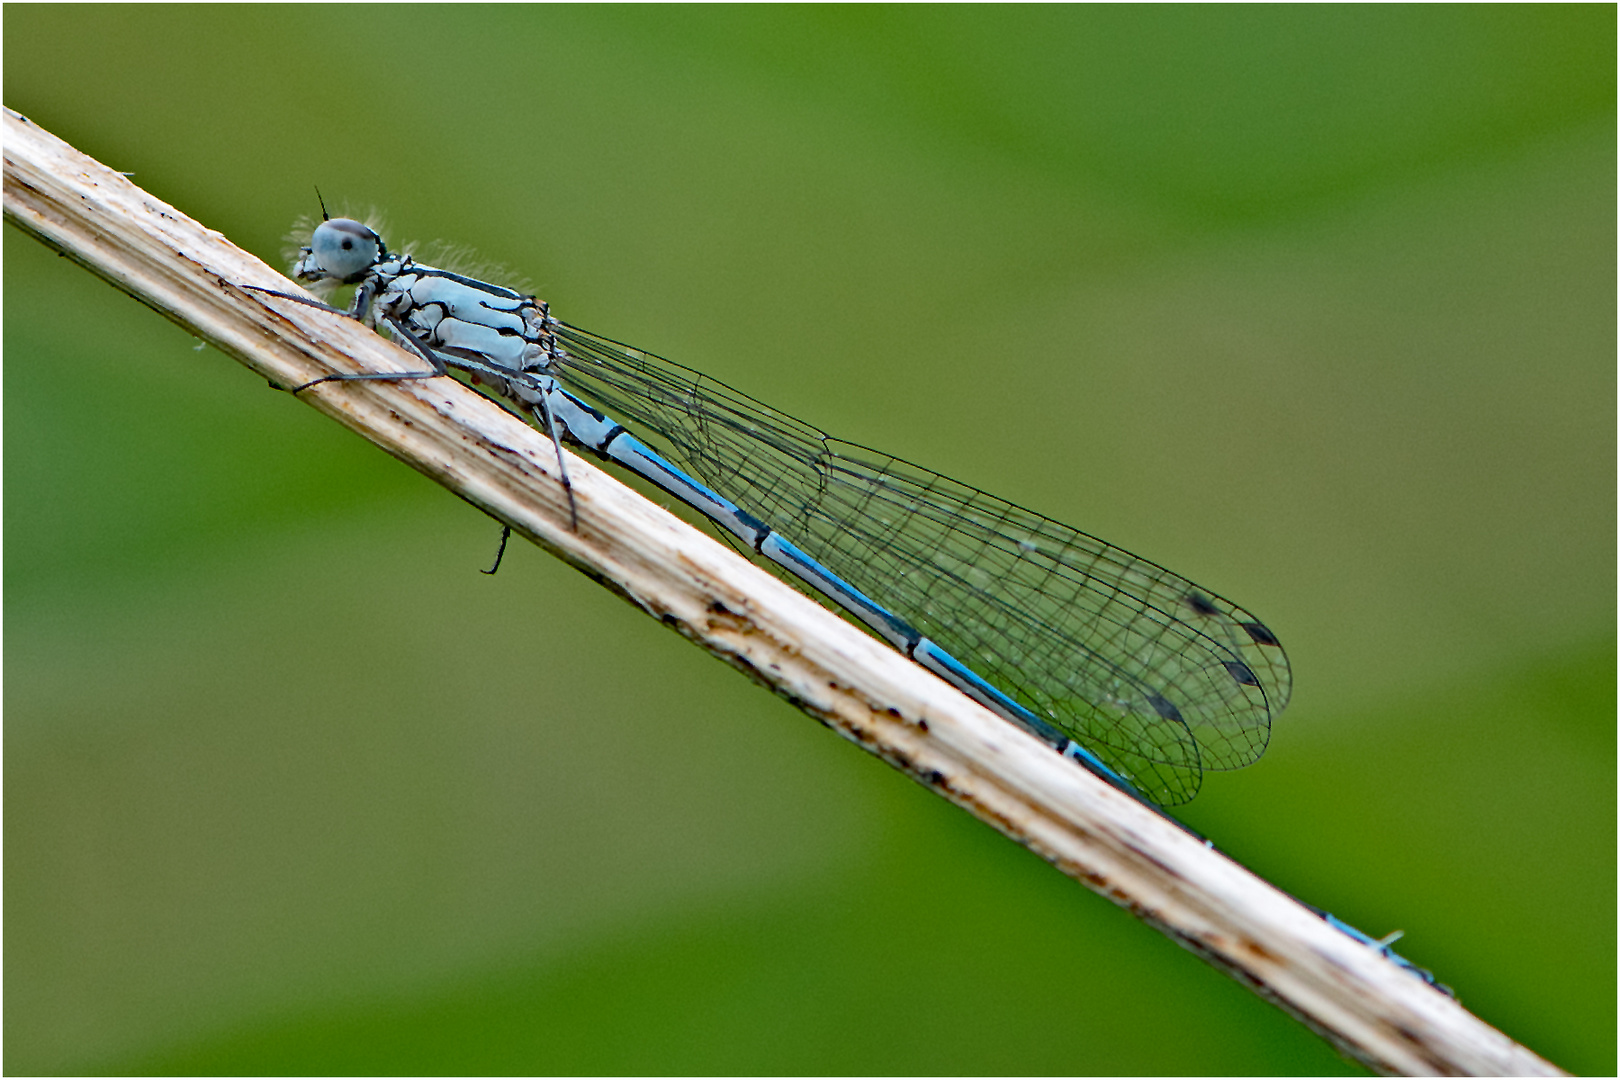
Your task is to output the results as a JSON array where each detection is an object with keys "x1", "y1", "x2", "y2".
[{"x1": 243, "y1": 210, "x2": 1450, "y2": 994}]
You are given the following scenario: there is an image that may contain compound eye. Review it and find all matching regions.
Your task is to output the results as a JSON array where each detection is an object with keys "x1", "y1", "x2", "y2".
[{"x1": 304, "y1": 218, "x2": 381, "y2": 281}]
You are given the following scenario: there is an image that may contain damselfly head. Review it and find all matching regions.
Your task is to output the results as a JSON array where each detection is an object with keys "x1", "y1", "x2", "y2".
[{"x1": 292, "y1": 217, "x2": 385, "y2": 284}]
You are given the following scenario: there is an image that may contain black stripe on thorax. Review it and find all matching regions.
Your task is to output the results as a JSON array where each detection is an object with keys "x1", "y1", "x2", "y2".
[{"x1": 411, "y1": 264, "x2": 529, "y2": 300}]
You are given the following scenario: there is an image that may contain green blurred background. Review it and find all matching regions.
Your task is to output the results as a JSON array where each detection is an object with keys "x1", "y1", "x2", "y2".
[{"x1": 5, "y1": 6, "x2": 1613, "y2": 1075}]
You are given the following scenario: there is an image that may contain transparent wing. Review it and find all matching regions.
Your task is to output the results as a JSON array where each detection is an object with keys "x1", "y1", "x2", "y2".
[{"x1": 553, "y1": 323, "x2": 1290, "y2": 804}]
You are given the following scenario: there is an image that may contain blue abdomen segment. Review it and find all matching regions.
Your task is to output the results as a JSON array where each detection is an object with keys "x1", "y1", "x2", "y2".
[
  {"x1": 604, "y1": 431, "x2": 769, "y2": 550},
  {"x1": 912, "y1": 638, "x2": 1146, "y2": 798},
  {"x1": 757, "y1": 534, "x2": 919, "y2": 652},
  {"x1": 760, "y1": 539, "x2": 1143, "y2": 798},
  {"x1": 547, "y1": 387, "x2": 763, "y2": 548}
]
